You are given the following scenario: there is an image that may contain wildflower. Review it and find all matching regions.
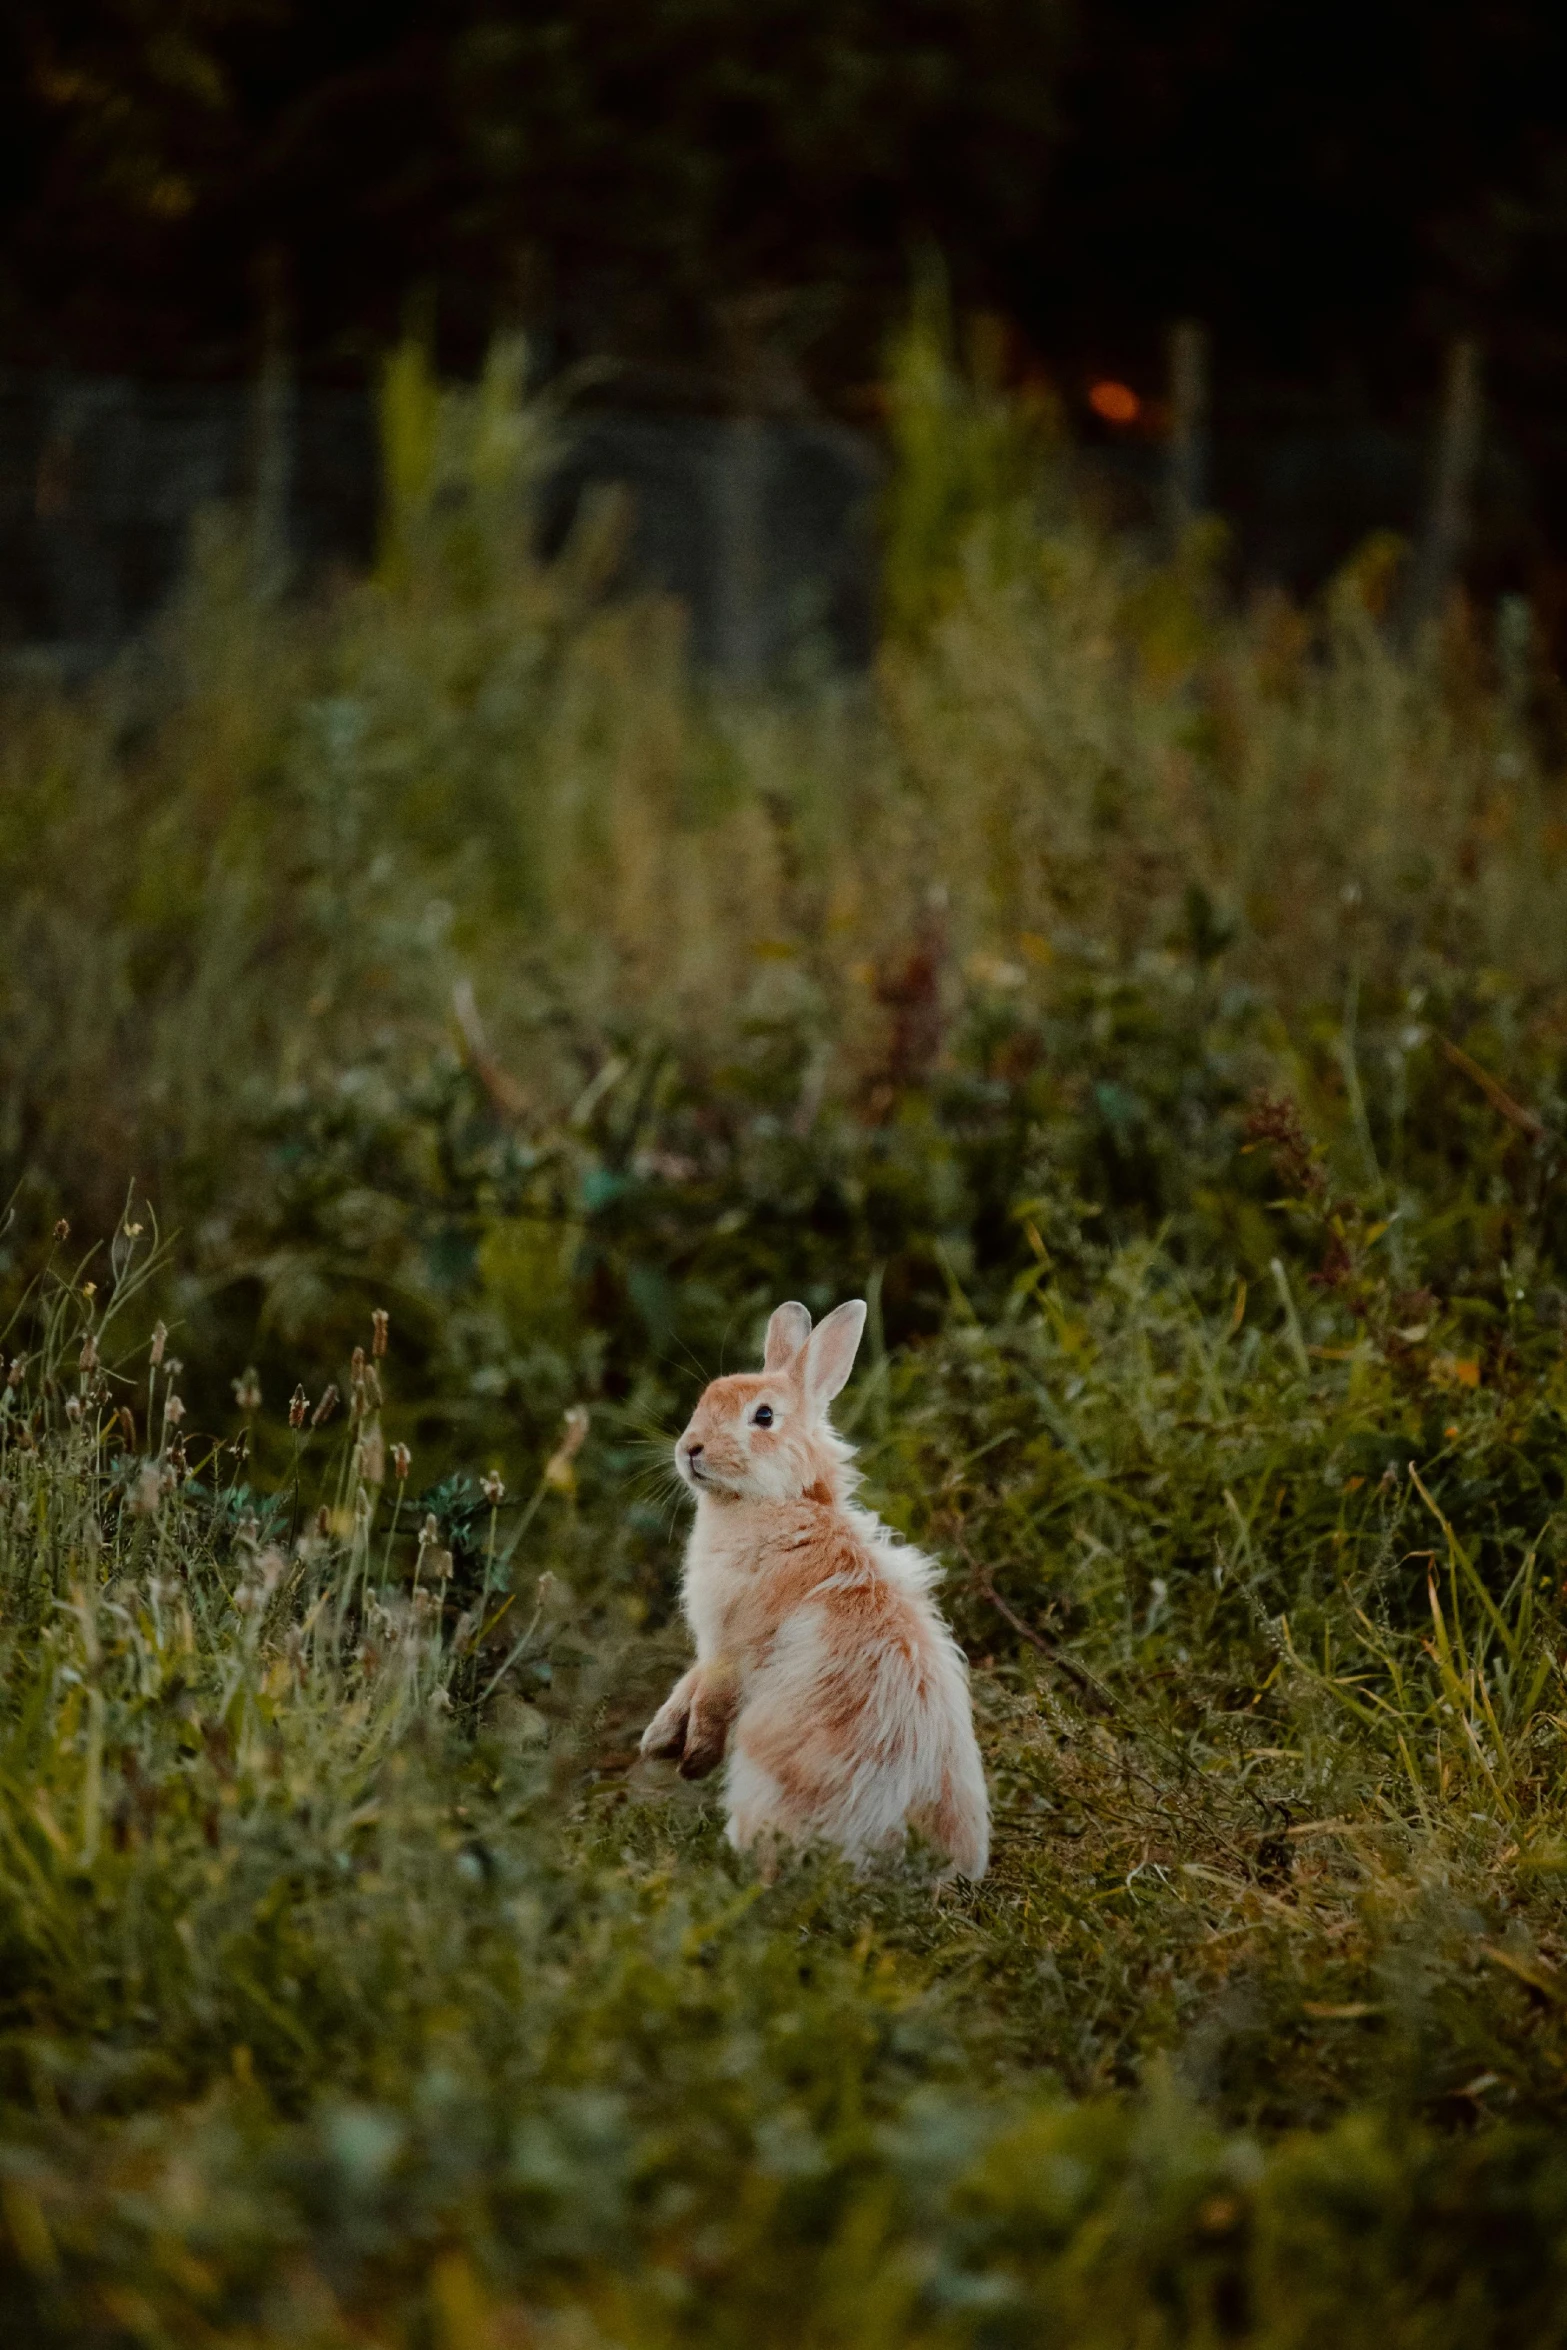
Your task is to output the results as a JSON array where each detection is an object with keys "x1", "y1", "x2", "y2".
[
  {"x1": 289, "y1": 1386, "x2": 309, "y2": 1429},
  {"x1": 168, "y1": 1435, "x2": 188, "y2": 1481},
  {"x1": 543, "y1": 1404, "x2": 590, "y2": 1493},
  {"x1": 164, "y1": 1393, "x2": 185, "y2": 1425},
  {"x1": 452, "y1": 1610, "x2": 478, "y2": 1655},
  {"x1": 118, "y1": 1406, "x2": 136, "y2": 1449},
  {"x1": 359, "y1": 1428, "x2": 386, "y2": 1485},
  {"x1": 128, "y1": 1463, "x2": 162, "y2": 1518},
  {"x1": 482, "y1": 1471, "x2": 506, "y2": 1507},
  {"x1": 150, "y1": 1321, "x2": 167, "y2": 1366},
  {"x1": 311, "y1": 1384, "x2": 340, "y2": 1429},
  {"x1": 392, "y1": 1442, "x2": 411, "y2": 1482},
  {"x1": 232, "y1": 1368, "x2": 261, "y2": 1413},
  {"x1": 6, "y1": 1356, "x2": 24, "y2": 1388},
  {"x1": 415, "y1": 1514, "x2": 452, "y2": 1582},
  {"x1": 53, "y1": 1219, "x2": 69, "y2": 1242},
  {"x1": 64, "y1": 1396, "x2": 82, "y2": 1425},
  {"x1": 371, "y1": 1308, "x2": 389, "y2": 1358},
  {"x1": 122, "y1": 1215, "x2": 143, "y2": 1239},
  {"x1": 78, "y1": 1332, "x2": 98, "y2": 1375},
  {"x1": 1242, "y1": 1090, "x2": 1329, "y2": 1203}
]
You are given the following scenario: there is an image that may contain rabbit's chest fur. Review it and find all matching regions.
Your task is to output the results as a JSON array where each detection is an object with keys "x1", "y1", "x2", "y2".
[
  {"x1": 682, "y1": 1494, "x2": 939, "y2": 1684},
  {"x1": 682, "y1": 1495, "x2": 841, "y2": 1668}
]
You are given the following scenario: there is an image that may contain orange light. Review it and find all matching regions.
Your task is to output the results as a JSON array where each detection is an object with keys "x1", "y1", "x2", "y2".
[{"x1": 1088, "y1": 379, "x2": 1140, "y2": 425}]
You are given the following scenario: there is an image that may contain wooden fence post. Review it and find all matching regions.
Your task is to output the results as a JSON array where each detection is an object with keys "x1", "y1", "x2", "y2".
[
  {"x1": 1165, "y1": 319, "x2": 1209, "y2": 549},
  {"x1": 250, "y1": 246, "x2": 295, "y2": 602},
  {"x1": 1405, "y1": 336, "x2": 1483, "y2": 639},
  {"x1": 715, "y1": 412, "x2": 767, "y2": 681}
]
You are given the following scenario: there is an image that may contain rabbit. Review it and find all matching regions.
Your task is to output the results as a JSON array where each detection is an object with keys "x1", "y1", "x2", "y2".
[{"x1": 639, "y1": 1298, "x2": 990, "y2": 1879}]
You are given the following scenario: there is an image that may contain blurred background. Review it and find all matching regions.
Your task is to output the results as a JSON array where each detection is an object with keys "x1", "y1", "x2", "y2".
[{"x1": 5, "y1": 0, "x2": 1567, "y2": 660}]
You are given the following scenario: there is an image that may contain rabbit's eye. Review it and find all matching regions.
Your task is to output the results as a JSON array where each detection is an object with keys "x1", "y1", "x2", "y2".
[{"x1": 751, "y1": 1404, "x2": 774, "y2": 1428}]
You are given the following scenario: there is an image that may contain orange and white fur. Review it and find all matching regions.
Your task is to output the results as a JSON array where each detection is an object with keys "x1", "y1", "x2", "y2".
[{"x1": 640, "y1": 1299, "x2": 989, "y2": 1878}]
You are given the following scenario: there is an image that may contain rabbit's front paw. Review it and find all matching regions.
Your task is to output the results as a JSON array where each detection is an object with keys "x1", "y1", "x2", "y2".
[
  {"x1": 640, "y1": 1675, "x2": 696, "y2": 1763},
  {"x1": 676, "y1": 1670, "x2": 738, "y2": 1781},
  {"x1": 675, "y1": 1720, "x2": 727, "y2": 1779}
]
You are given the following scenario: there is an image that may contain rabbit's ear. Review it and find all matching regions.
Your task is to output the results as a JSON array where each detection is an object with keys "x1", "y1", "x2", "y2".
[
  {"x1": 802, "y1": 1300, "x2": 866, "y2": 1407},
  {"x1": 763, "y1": 1300, "x2": 812, "y2": 1370}
]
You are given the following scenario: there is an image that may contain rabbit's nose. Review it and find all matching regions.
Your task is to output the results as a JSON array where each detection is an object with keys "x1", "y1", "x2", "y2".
[{"x1": 685, "y1": 1442, "x2": 704, "y2": 1462}]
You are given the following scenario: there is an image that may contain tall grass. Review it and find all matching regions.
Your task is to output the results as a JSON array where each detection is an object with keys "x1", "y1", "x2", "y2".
[
  {"x1": 2, "y1": 308, "x2": 1560, "y2": 1225},
  {"x1": 1, "y1": 305, "x2": 1567, "y2": 2339}
]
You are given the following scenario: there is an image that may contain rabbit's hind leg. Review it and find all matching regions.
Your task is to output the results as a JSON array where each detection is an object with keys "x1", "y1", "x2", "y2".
[{"x1": 723, "y1": 1744, "x2": 803, "y2": 1882}]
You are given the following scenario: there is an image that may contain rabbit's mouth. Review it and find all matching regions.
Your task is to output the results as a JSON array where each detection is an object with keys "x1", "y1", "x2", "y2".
[{"x1": 679, "y1": 1451, "x2": 743, "y2": 1497}]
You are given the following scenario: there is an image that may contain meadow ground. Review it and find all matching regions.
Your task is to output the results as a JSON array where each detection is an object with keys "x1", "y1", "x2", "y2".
[{"x1": 5, "y1": 328, "x2": 1567, "y2": 2342}]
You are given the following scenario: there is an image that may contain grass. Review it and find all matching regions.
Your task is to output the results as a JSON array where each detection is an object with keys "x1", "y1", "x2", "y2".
[{"x1": 3, "y1": 312, "x2": 1567, "y2": 2339}]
